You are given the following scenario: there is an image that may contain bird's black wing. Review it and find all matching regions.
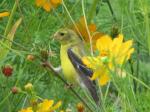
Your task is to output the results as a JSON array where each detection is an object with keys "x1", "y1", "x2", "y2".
[{"x1": 67, "y1": 48, "x2": 99, "y2": 105}]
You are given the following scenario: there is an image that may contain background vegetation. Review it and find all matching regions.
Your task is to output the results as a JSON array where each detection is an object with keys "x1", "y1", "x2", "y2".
[{"x1": 0, "y1": 0, "x2": 150, "y2": 111}]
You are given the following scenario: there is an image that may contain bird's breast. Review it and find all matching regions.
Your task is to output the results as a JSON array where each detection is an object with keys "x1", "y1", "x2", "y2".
[{"x1": 60, "y1": 45, "x2": 79, "y2": 84}]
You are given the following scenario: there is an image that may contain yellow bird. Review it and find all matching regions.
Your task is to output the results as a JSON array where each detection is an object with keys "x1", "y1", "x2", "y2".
[
  {"x1": 54, "y1": 28, "x2": 99, "y2": 104},
  {"x1": 54, "y1": 29, "x2": 82, "y2": 84}
]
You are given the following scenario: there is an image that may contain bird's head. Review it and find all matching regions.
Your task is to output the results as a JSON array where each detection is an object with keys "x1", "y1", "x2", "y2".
[{"x1": 53, "y1": 28, "x2": 81, "y2": 45}]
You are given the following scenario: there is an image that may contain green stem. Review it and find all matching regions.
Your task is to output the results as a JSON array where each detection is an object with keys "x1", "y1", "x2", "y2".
[
  {"x1": 128, "y1": 73, "x2": 150, "y2": 90},
  {"x1": 105, "y1": 0, "x2": 117, "y2": 21},
  {"x1": 136, "y1": 43, "x2": 140, "y2": 92},
  {"x1": 62, "y1": 0, "x2": 83, "y2": 39},
  {"x1": 81, "y1": 0, "x2": 93, "y2": 56},
  {"x1": 0, "y1": 41, "x2": 21, "y2": 56},
  {"x1": 88, "y1": 0, "x2": 99, "y2": 23},
  {"x1": 0, "y1": 0, "x2": 7, "y2": 7},
  {"x1": 4, "y1": 0, "x2": 17, "y2": 36},
  {"x1": 104, "y1": 82, "x2": 110, "y2": 102},
  {"x1": 145, "y1": 6, "x2": 150, "y2": 55},
  {"x1": 0, "y1": 92, "x2": 11, "y2": 107},
  {"x1": 129, "y1": 59, "x2": 136, "y2": 93},
  {"x1": 43, "y1": 61, "x2": 93, "y2": 112}
]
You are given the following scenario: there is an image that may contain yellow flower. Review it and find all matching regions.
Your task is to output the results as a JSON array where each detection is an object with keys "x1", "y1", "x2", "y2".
[
  {"x1": 37, "y1": 99, "x2": 62, "y2": 112},
  {"x1": 18, "y1": 99, "x2": 62, "y2": 112},
  {"x1": 18, "y1": 107, "x2": 33, "y2": 112},
  {"x1": 97, "y1": 34, "x2": 134, "y2": 65},
  {"x1": 96, "y1": 35, "x2": 112, "y2": 57},
  {"x1": 82, "y1": 56, "x2": 110, "y2": 86},
  {"x1": 82, "y1": 34, "x2": 134, "y2": 86},
  {"x1": 0, "y1": 12, "x2": 10, "y2": 18},
  {"x1": 92, "y1": 67, "x2": 110, "y2": 86},
  {"x1": 36, "y1": 0, "x2": 62, "y2": 12}
]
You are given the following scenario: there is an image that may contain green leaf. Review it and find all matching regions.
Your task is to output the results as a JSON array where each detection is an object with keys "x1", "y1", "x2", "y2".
[{"x1": 0, "y1": 18, "x2": 22, "y2": 61}]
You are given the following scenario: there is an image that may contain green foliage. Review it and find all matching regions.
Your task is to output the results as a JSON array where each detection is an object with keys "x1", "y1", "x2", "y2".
[
  {"x1": 0, "y1": 0, "x2": 150, "y2": 111},
  {"x1": 0, "y1": 18, "x2": 22, "y2": 62}
]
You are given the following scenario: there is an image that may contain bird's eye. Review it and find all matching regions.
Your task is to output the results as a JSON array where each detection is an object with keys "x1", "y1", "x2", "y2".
[{"x1": 60, "y1": 32, "x2": 65, "y2": 36}]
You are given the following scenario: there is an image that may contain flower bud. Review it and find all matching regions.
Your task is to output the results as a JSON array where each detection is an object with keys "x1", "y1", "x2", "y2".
[
  {"x1": 24, "y1": 83, "x2": 33, "y2": 91},
  {"x1": 11, "y1": 86, "x2": 20, "y2": 94},
  {"x1": 76, "y1": 102, "x2": 84, "y2": 112},
  {"x1": 30, "y1": 98, "x2": 38, "y2": 107},
  {"x1": 27, "y1": 54, "x2": 35, "y2": 61},
  {"x1": 2, "y1": 65, "x2": 13, "y2": 77},
  {"x1": 111, "y1": 25, "x2": 119, "y2": 38}
]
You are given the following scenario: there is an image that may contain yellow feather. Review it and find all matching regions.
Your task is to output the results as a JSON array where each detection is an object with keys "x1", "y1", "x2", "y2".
[{"x1": 60, "y1": 44, "x2": 79, "y2": 84}]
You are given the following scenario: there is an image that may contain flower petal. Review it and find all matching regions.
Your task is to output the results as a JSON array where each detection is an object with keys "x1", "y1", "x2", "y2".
[
  {"x1": 119, "y1": 40, "x2": 133, "y2": 55},
  {"x1": 88, "y1": 23, "x2": 96, "y2": 32},
  {"x1": 36, "y1": 0, "x2": 45, "y2": 7},
  {"x1": 96, "y1": 35, "x2": 112, "y2": 56},
  {"x1": 19, "y1": 107, "x2": 33, "y2": 112},
  {"x1": 43, "y1": 1, "x2": 51, "y2": 12},
  {"x1": 127, "y1": 48, "x2": 134, "y2": 59},
  {"x1": 91, "y1": 71, "x2": 99, "y2": 80},
  {"x1": 0, "y1": 12, "x2": 10, "y2": 18},
  {"x1": 116, "y1": 40, "x2": 134, "y2": 64},
  {"x1": 37, "y1": 99, "x2": 54, "y2": 111},
  {"x1": 51, "y1": 0, "x2": 62, "y2": 5},
  {"x1": 99, "y1": 73, "x2": 110, "y2": 86},
  {"x1": 111, "y1": 34, "x2": 123, "y2": 57},
  {"x1": 50, "y1": 101, "x2": 62, "y2": 111},
  {"x1": 82, "y1": 56, "x2": 102, "y2": 69}
]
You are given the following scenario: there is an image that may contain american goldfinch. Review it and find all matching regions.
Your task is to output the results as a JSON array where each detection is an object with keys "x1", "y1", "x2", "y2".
[{"x1": 54, "y1": 28, "x2": 99, "y2": 104}]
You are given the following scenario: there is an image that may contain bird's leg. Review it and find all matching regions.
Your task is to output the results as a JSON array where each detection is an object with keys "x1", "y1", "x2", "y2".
[
  {"x1": 41, "y1": 61, "x2": 62, "y2": 74},
  {"x1": 42, "y1": 61, "x2": 73, "y2": 89}
]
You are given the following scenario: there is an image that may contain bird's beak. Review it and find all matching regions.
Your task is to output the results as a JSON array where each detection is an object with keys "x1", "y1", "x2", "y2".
[{"x1": 53, "y1": 31, "x2": 61, "y2": 41}]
